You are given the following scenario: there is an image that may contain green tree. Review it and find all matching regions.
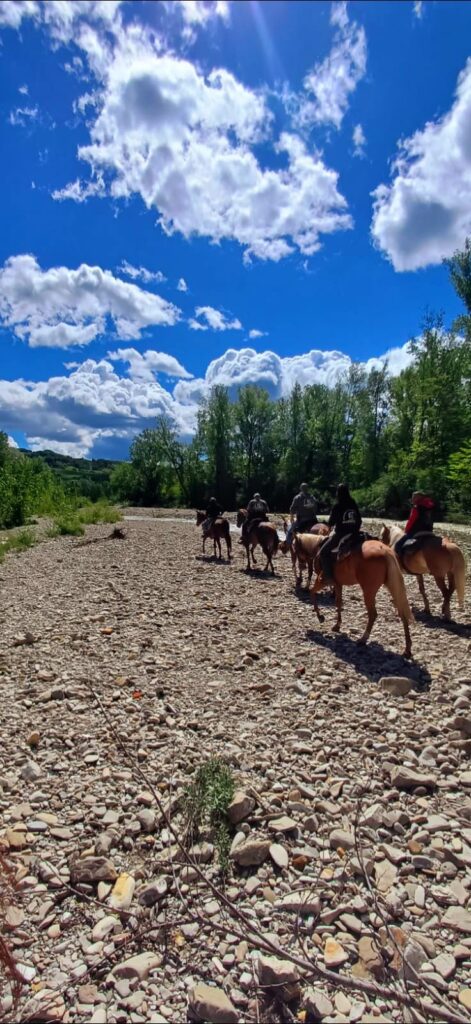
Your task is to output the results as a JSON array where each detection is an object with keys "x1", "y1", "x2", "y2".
[
  {"x1": 196, "y1": 386, "x2": 235, "y2": 508},
  {"x1": 233, "y1": 386, "x2": 274, "y2": 496}
]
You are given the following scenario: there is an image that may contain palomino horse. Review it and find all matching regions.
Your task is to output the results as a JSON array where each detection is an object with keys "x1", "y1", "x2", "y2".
[
  {"x1": 380, "y1": 524, "x2": 465, "y2": 620},
  {"x1": 308, "y1": 535, "x2": 414, "y2": 657},
  {"x1": 280, "y1": 520, "x2": 329, "y2": 588},
  {"x1": 196, "y1": 511, "x2": 232, "y2": 561},
  {"x1": 236, "y1": 509, "x2": 279, "y2": 574}
]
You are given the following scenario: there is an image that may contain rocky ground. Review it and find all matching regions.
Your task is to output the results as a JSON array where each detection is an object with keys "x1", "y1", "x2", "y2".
[{"x1": 1, "y1": 513, "x2": 470, "y2": 1024}]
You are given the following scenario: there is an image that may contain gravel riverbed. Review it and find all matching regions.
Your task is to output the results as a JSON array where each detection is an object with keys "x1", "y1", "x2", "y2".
[{"x1": 1, "y1": 513, "x2": 470, "y2": 1024}]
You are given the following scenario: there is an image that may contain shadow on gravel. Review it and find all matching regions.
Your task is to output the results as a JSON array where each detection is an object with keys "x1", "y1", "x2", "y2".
[
  {"x1": 306, "y1": 629, "x2": 432, "y2": 691},
  {"x1": 195, "y1": 554, "x2": 232, "y2": 565},
  {"x1": 413, "y1": 609, "x2": 471, "y2": 639},
  {"x1": 238, "y1": 567, "x2": 280, "y2": 580}
]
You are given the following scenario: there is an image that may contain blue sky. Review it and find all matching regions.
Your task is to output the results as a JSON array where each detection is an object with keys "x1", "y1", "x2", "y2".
[{"x1": 1, "y1": 0, "x2": 470, "y2": 458}]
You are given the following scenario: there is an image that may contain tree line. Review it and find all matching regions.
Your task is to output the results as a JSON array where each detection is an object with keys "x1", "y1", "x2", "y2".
[
  {"x1": 2, "y1": 242, "x2": 470, "y2": 528},
  {"x1": 111, "y1": 243, "x2": 471, "y2": 520}
]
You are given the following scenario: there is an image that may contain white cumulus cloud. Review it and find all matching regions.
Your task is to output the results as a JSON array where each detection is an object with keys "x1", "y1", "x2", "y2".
[
  {"x1": 248, "y1": 329, "x2": 266, "y2": 339},
  {"x1": 7, "y1": 434, "x2": 19, "y2": 448},
  {"x1": 118, "y1": 260, "x2": 166, "y2": 285},
  {"x1": 0, "y1": 0, "x2": 122, "y2": 38},
  {"x1": 0, "y1": 340, "x2": 415, "y2": 458},
  {"x1": 177, "y1": 277, "x2": 188, "y2": 292},
  {"x1": 371, "y1": 58, "x2": 471, "y2": 271},
  {"x1": 8, "y1": 105, "x2": 39, "y2": 127},
  {"x1": 107, "y1": 347, "x2": 192, "y2": 381},
  {"x1": 289, "y1": 1, "x2": 367, "y2": 130},
  {"x1": 51, "y1": 24, "x2": 351, "y2": 262},
  {"x1": 0, "y1": 254, "x2": 180, "y2": 349},
  {"x1": 189, "y1": 306, "x2": 242, "y2": 331},
  {"x1": 352, "y1": 123, "x2": 366, "y2": 158},
  {"x1": 162, "y1": 0, "x2": 230, "y2": 41}
]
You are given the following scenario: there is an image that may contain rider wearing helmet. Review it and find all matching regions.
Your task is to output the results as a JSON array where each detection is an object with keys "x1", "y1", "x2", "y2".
[{"x1": 285, "y1": 482, "x2": 318, "y2": 546}]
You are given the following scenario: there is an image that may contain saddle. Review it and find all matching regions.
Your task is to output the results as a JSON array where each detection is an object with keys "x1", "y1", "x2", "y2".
[
  {"x1": 335, "y1": 530, "x2": 375, "y2": 562},
  {"x1": 395, "y1": 531, "x2": 442, "y2": 559}
]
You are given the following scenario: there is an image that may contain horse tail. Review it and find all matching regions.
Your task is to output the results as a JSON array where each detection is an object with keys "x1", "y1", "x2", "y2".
[
  {"x1": 385, "y1": 551, "x2": 414, "y2": 622},
  {"x1": 452, "y1": 547, "x2": 466, "y2": 610},
  {"x1": 272, "y1": 530, "x2": 279, "y2": 555}
]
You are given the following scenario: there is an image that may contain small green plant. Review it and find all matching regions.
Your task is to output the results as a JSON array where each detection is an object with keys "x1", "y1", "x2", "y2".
[
  {"x1": 0, "y1": 527, "x2": 37, "y2": 562},
  {"x1": 77, "y1": 502, "x2": 122, "y2": 526},
  {"x1": 183, "y1": 757, "x2": 235, "y2": 874},
  {"x1": 10, "y1": 528, "x2": 36, "y2": 550},
  {"x1": 53, "y1": 517, "x2": 85, "y2": 536}
]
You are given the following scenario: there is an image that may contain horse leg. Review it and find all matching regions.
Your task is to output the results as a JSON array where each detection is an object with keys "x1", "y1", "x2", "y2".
[
  {"x1": 447, "y1": 571, "x2": 456, "y2": 607},
  {"x1": 309, "y1": 582, "x2": 325, "y2": 623},
  {"x1": 305, "y1": 559, "x2": 313, "y2": 590},
  {"x1": 358, "y1": 583, "x2": 378, "y2": 645},
  {"x1": 417, "y1": 574, "x2": 431, "y2": 615},
  {"x1": 332, "y1": 584, "x2": 342, "y2": 631},
  {"x1": 433, "y1": 575, "x2": 451, "y2": 620},
  {"x1": 217, "y1": 537, "x2": 222, "y2": 560},
  {"x1": 251, "y1": 545, "x2": 257, "y2": 565}
]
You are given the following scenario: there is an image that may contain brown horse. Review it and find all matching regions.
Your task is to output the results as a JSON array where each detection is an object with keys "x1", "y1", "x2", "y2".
[
  {"x1": 280, "y1": 520, "x2": 329, "y2": 588},
  {"x1": 236, "y1": 509, "x2": 279, "y2": 574},
  {"x1": 308, "y1": 535, "x2": 414, "y2": 657},
  {"x1": 196, "y1": 511, "x2": 232, "y2": 560},
  {"x1": 380, "y1": 524, "x2": 465, "y2": 619}
]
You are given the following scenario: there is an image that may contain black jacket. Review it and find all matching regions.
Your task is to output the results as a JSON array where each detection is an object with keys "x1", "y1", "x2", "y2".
[
  {"x1": 206, "y1": 498, "x2": 223, "y2": 518},
  {"x1": 328, "y1": 499, "x2": 362, "y2": 537}
]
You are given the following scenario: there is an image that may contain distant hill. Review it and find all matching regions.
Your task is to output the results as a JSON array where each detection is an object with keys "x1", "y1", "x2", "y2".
[{"x1": 21, "y1": 448, "x2": 120, "y2": 501}]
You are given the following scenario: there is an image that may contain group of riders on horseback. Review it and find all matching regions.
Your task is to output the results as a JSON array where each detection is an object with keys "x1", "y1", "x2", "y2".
[
  {"x1": 198, "y1": 486, "x2": 465, "y2": 659},
  {"x1": 201, "y1": 484, "x2": 437, "y2": 582}
]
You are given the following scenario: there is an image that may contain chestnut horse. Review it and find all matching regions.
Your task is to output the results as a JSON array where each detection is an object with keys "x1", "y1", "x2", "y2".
[
  {"x1": 308, "y1": 535, "x2": 414, "y2": 657},
  {"x1": 280, "y1": 520, "x2": 329, "y2": 588},
  {"x1": 236, "y1": 509, "x2": 279, "y2": 574},
  {"x1": 196, "y1": 511, "x2": 232, "y2": 561},
  {"x1": 380, "y1": 524, "x2": 465, "y2": 620}
]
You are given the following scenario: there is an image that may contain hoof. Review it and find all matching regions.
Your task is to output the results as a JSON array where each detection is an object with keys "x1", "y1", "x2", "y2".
[
  {"x1": 357, "y1": 636, "x2": 367, "y2": 646},
  {"x1": 331, "y1": 623, "x2": 340, "y2": 633},
  {"x1": 403, "y1": 649, "x2": 412, "y2": 659},
  {"x1": 317, "y1": 614, "x2": 325, "y2": 624}
]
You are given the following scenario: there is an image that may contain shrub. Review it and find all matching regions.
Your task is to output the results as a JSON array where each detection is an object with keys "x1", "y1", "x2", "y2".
[{"x1": 183, "y1": 758, "x2": 235, "y2": 873}]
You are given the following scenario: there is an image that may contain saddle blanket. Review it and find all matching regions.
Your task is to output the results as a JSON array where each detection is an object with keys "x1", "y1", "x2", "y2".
[{"x1": 394, "y1": 531, "x2": 442, "y2": 558}]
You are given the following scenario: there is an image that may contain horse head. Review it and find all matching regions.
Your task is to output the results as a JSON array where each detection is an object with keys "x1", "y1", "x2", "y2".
[
  {"x1": 196, "y1": 510, "x2": 205, "y2": 525},
  {"x1": 236, "y1": 509, "x2": 247, "y2": 527}
]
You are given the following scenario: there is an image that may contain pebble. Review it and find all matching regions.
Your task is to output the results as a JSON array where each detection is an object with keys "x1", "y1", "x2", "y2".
[{"x1": 188, "y1": 982, "x2": 239, "y2": 1023}]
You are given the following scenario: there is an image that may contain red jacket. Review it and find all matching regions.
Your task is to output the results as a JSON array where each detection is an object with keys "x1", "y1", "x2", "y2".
[{"x1": 405, "y1": 497, "x2": 434, "y2": 535}]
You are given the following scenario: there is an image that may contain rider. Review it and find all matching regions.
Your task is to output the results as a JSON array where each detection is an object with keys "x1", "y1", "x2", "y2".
[
  {"x1": 240, "y1": 492, "x2": 269, "y2": 545},
  {"x1": 286, "y1": 482, "x2": 318, "y2": 546},
  {"x1": 319, "y1": 483, "x2": 362, "y2": 583},
  {"x1": 395, "y1": 491, "x2": 435, "y2": 557},
  {"x1": 202, "y1": 496, "x2": 224, "y2": 537}
]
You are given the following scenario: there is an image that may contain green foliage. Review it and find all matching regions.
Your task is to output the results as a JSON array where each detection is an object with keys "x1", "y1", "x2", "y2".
[
  {"x1": 0, "y1": 527, "x2": 37, "y2": 563},
  {"x1": 50, "y1": 517, "x2": 85, "y2": 537},
  {"x1": 183, "y1": 757, "x2": 235, "y2": 874}
]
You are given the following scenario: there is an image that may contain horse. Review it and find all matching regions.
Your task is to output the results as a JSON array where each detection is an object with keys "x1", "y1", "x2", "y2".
[
  {"x1": 196, "y1": 511, "x2": 232, "y2": 561},
  {"x1": 236, "y1": 509, "x2": 279, "y2": 574},
  {"x1": 380, "y1": 524, "x2": 466, "y2": 620},
  {"x1": 308, "y1": 535, "x2": 414, "y2": 658},
  {"x1": 280, "y1": 520, "x2": 330, "y2": 588}
]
